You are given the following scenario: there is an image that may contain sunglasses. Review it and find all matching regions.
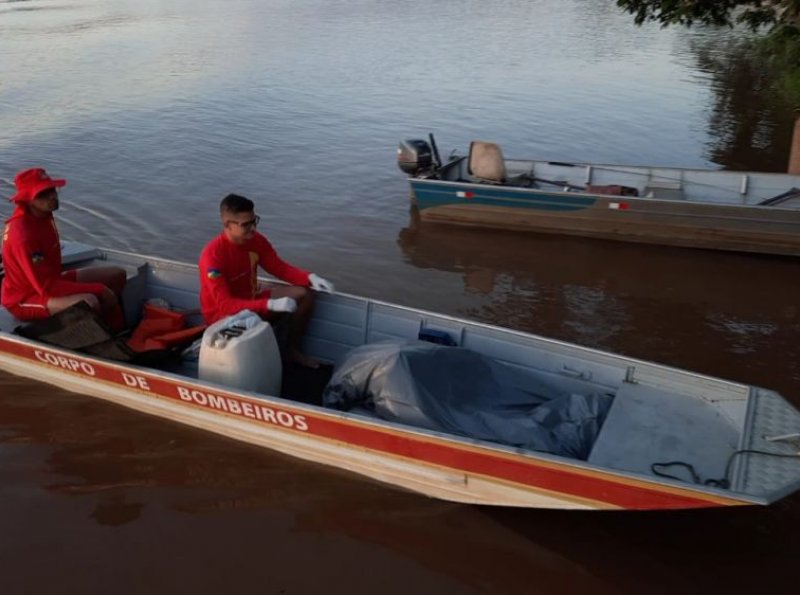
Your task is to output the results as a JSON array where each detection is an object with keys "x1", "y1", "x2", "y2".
[{"x1": 227, "y1": 214, "x2": 260, "y2": 230}]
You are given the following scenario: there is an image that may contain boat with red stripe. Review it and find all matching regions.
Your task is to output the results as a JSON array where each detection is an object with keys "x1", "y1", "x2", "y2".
[{"x1": 1, "y1": 243, "x2": 798, "y2": 510}]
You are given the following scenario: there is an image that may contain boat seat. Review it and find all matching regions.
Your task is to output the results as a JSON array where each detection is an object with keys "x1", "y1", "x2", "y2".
[
  {"x1": 587, "y1": 383, "x2": 738, "y2": 482},
  {"x1": 0, "y1": 306, "x2": 21, "y2": 333},
  {"x1": 0, "y1": 264, "x2": 143, "y2": 334},
  {"x1": 468, "y1": 140, "x2": 509, "y2": 184},
  {"x1": 644, "y1": 180, "x2": 685, "y2": 200},
  {"x1": 60, "y1": 243, "x2": 103, "y2": 267},
  {"x1": 468, "y1": 141, "x2": 533, "y2": 186}
]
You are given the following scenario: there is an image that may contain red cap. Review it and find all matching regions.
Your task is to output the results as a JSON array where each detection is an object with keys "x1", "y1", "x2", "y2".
[{"x1": 10, "y1": 167, "x2": 66, "y2": 203}]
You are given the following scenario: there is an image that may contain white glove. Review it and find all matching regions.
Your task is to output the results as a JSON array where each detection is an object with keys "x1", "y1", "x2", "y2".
[
  {"x1": 308, "y1": 273, "x2": 335, "y2": 293},
  {"x1": 266, "y1": 297, "x2": 297, "y2": 313}
]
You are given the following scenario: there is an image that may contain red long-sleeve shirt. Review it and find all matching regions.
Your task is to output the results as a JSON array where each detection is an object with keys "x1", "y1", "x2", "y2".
[
  {"x1": 198, "y1": 232, "x2": 310, "y2": 325},
  {"x1": 1, "y1": 207, "x2": 105, "y2": 310}
]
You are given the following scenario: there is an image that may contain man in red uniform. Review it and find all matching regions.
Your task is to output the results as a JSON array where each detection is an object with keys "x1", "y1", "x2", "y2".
[
  {"x1": 1, "y1": 168, "x2": 126, "y2": 329},
  {"x1": 199, "y1": 193, "x2": 334, "y2": 367}
]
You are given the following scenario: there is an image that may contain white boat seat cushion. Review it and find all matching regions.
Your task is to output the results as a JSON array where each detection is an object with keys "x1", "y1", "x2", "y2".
[{"x1": 468, "y1": 141, "x2": 507, "y2": 183}]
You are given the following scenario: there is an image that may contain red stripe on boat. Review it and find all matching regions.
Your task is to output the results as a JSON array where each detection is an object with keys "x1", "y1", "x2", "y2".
[{"x1": 0, "y1": 337, "x2": 748, "y2": 510}]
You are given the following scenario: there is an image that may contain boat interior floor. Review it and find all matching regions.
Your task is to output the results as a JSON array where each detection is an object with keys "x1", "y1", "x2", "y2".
[{"x1": 280, "y1": 361, "x2": 334, "y2": 406}]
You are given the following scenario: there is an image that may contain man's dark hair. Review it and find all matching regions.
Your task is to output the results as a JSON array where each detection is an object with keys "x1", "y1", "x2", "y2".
[{"x1": 220, "y1": 193, "x2": 254, "y2": 215}]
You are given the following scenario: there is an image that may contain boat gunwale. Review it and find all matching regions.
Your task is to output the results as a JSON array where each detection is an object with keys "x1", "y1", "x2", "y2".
[
  {"x1": 443, "y1": 150, "x2": 800, "y2": 183},
  {"x1": 409, "y1": 177, "x2": 800, "y2": 214},
  {"x1": 99, "y1": 247, "x2": 759, "y2": 399}
]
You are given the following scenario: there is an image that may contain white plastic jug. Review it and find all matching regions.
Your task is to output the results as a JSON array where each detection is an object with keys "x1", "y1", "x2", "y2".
[{"x1": 198, "y1": 310, "x2": 282, "y2": 396}]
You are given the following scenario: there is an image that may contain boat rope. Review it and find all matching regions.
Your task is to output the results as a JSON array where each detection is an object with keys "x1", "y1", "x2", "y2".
[{"x1": 651, "y1": 449, "x2": 800, "y2": 490}]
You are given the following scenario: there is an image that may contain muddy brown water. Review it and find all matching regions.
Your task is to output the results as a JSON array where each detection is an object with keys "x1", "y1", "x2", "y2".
[{"x1": 2, "y1": 0, "x2": 799, "y2": 592}]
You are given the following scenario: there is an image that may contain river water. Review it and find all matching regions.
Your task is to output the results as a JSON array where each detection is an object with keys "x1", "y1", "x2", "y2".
[{"x1": 1, "y1": 0, "x2": 799, "y2": 593}]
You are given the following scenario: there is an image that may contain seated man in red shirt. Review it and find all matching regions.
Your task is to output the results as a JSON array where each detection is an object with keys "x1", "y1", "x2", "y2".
[
  {"x1": 199, "y1": 193, "x2": 334, "y2": 367},
  {"x1": 1, "y1": 168, "x2": 126, "y2": 330}
]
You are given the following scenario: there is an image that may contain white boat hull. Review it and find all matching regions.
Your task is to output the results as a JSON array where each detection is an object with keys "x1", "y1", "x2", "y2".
[{"x1": 1, "y1": 243, "x2": 798, "y2": 510}]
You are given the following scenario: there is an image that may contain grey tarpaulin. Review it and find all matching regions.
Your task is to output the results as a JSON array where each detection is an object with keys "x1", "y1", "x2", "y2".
[{"x1": 323, "y1": 340, "x2": 614, "y2": 459}]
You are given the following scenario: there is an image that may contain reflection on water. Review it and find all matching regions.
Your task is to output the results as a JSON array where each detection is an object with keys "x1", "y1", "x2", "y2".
[
  {"x1": 1, "y1": 0, "x2": 798, "y2": 270},
  {"x1": 1, "y1": 371, "x2": 798, "y2": 594},
  {"x1": 398, "y1": 208, "x2": 800, "y2": 397},
  {"x1": 89, "y1": 493, "x2": 145, "y2": 526},
  {"x1": 487, "y1": 497, "x2": 800, "y2": 595},
  {"x1": 691, "y1": 32, "x2": 796, "y2": 171}
]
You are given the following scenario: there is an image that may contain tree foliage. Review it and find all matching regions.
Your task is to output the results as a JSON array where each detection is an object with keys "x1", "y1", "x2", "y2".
[{"x1": 616, "y1": 1, "x2": 800, "y2": 32}]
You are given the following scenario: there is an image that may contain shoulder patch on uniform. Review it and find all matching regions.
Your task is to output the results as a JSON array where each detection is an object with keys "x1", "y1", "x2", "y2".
[{"x1": 207, "y1": 268, "x2": 222, "y2": 279}]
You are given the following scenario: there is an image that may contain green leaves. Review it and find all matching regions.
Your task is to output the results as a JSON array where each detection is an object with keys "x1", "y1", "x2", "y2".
[{"x1": 615, "y1": 0, "x2": 792, "y2": 32}]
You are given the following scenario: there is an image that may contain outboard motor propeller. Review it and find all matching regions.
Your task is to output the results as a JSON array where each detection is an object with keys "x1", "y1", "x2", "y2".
[{"x1": 397, "y1": 139, "x2": 433, "y2": 176}]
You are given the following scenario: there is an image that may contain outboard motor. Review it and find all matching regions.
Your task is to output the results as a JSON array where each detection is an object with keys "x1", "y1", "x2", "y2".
[{"x1": 397, "y1": 139, "x2": 433, "y2": 176}]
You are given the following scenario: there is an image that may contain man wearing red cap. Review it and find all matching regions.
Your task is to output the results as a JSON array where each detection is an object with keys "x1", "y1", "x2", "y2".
[
  {"x1": 199, "y1": 193, "x2": 335, "y2": 367},
  {"x1": 1, "y1": 167, "x2": 126, "y2": 329}
]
